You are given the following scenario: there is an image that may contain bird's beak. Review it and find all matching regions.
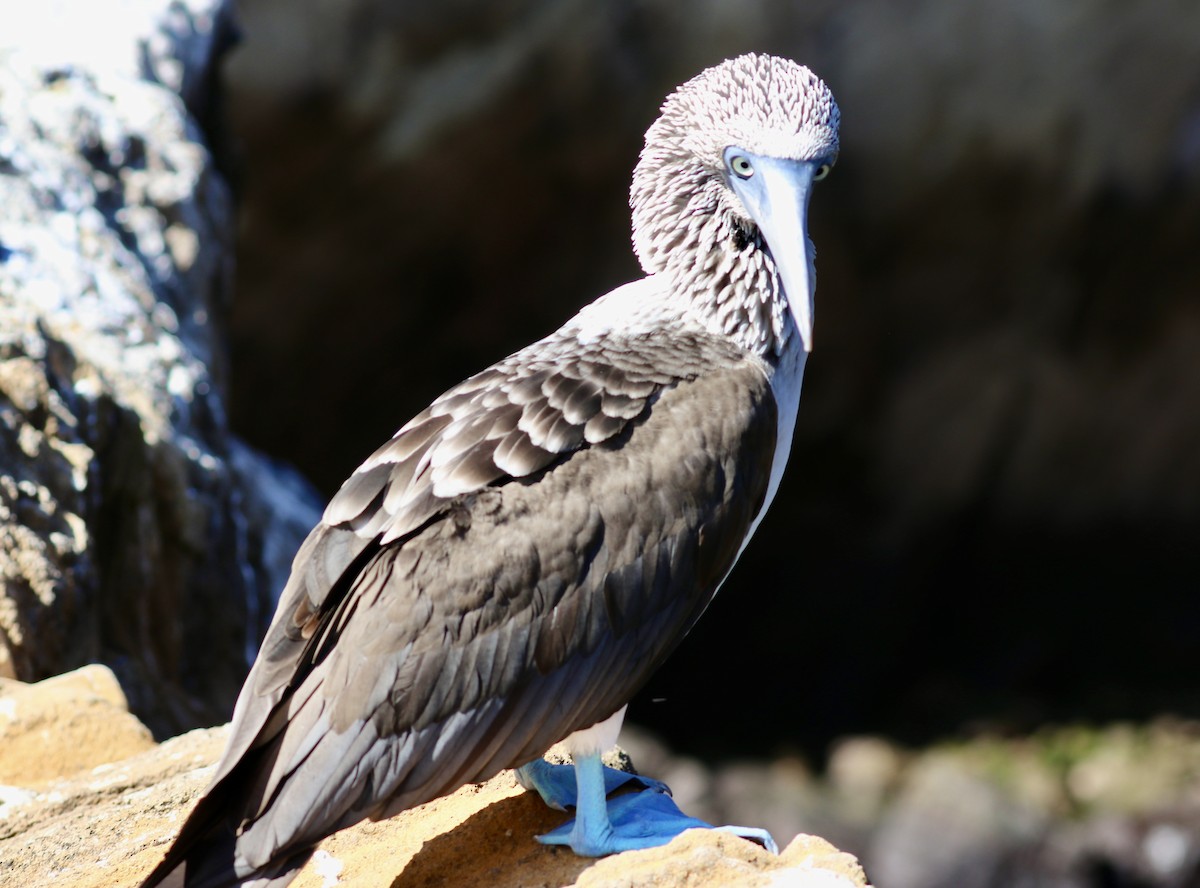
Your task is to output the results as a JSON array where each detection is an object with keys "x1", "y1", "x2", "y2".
[{"x1": 727, "y1": 154, "x2": 819, "y2": 352}]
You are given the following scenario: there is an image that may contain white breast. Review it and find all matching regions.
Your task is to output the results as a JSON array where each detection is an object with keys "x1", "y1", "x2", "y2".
[
  {"x1": 764, "y1": 327, "x2": 808, "y2": 513},
  {"x1": 739, "y1": 322, "x2": 808, "y2": 560}
]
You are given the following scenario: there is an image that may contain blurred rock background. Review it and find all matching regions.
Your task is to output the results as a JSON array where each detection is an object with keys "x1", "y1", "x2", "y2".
[
  {"x1": 3, "y1": 0, "x2": 1200, "y2": 885},
  {"x1": 0, "y1": 0, "x2": 321, "y2": 734},
  {"x1": 222, "y1": 0, "x2": 1200, "y2": 752}
]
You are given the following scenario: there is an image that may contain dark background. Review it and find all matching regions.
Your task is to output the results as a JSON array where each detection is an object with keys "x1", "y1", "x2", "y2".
[{"x1": 218, "y1": 0, "x2": 1200, "y2": 760}]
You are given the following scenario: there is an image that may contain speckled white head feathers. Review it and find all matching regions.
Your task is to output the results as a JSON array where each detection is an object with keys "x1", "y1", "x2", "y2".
[{"x1": 630, "y1": 54, "x2": 840, "y2": 355}]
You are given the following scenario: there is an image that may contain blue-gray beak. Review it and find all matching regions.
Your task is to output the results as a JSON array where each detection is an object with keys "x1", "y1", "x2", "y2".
[{"x1": 725, "y1": 150, "x2": 820, "y2": 352}]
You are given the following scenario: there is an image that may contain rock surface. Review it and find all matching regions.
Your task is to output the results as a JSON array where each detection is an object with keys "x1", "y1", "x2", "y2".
[
  {"x1": 0, "y1": 1, "x2": 321, "y2": 734},
  {"x1": 0, "y1": 668, "x2": 871, "y2": 888},
  {"x1": 8, "y1": 665, "x2": 1200, "y2": 887},
  {"x1": 9, "y1": 666, "x2": 1200, "y2": 886},
  {"x1": 604, "y1": 722, "x2": 1200, "y2": 888},
  {"x1": 0, "y1": 664, "x2": 154, "y2": 785}
]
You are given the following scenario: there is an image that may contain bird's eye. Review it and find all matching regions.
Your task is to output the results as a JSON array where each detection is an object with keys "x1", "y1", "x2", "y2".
[
  {"x1": 813, "y1": 162, "x2": 832, "y2": 182},
  {"x1": 729, "y1": 155, "x2": 754, "y2": 179}
]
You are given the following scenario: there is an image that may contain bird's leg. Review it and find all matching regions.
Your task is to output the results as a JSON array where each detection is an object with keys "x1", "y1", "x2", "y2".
[
  {"x1": 515, "y1": 757, "x2": 667, "y2": 811},
  {"x1": 532, "y1": 752, "x2": 778, "y2": 856}
]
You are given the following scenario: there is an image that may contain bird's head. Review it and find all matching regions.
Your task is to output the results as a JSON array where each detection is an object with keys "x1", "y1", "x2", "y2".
[{"x1": 631, "y1": 53, "x2": 840, "y2": 354}]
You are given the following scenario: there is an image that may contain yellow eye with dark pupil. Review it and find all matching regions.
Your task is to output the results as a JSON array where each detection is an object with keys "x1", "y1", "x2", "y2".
[
  {"x1": 813, "y1": 163, "x2": 832, "y2": 181},
  {"x1": 730, "y1": 155, "x2": 754, "y2": 178}
]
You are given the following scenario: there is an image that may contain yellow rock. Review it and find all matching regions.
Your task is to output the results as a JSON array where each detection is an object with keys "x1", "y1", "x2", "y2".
[{"x1": 0, "y1": 663, "x2": 155, "y2": 785}]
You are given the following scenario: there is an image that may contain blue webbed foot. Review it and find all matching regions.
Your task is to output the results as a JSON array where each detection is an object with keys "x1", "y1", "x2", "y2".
[
  {"x1": 528, "y1": 753, "x2": 777, "y2": 856},
  {"x1": 515, "y1": 757, "x2": 669, "y2": 812}
]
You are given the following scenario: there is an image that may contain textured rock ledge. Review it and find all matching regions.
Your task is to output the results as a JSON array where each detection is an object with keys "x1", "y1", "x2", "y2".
[
  {"x1": 0, "y1": 0, "x2": 321, "y2": 735},
  {"x1": 10, "y1": 665, "x2": 1200, "y2": 886},
  {"x1": 0, "y1": 667, "x2": 870, "y2": 887}
]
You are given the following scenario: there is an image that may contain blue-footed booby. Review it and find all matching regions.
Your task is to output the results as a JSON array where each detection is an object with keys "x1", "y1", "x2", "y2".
[{"x1": 141, "y1": 52, "x2": 840, "y2": 887}]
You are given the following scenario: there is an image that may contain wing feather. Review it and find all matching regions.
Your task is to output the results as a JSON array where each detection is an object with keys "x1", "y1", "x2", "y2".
[{"x1": 181, "y1": 325, "x2": 777, "y2": 880}]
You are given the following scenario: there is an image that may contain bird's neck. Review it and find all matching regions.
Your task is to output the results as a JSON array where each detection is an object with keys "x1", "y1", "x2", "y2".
[
  {"x1": 566, "y1": 242, "x2": 794, "y2": 363},
  {"x1": 669, "y1": 239, "x2": 792, "y2": 359}
]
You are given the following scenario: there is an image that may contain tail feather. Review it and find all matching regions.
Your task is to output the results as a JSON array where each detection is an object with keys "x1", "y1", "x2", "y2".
[
  {"x1": 139, "y1": 815, "x2": 236, "y2": 888},
  {"x1": 140, "y1": 811, "x2": 313, "y2": 888},
  {"x1": 138, "y1": 755, "x2": 314, "y2": 888}
]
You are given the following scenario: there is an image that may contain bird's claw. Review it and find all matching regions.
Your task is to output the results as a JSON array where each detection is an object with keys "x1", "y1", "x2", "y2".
[{"x1": 535, "y1": 781, "x2": 777, "y2": 856}]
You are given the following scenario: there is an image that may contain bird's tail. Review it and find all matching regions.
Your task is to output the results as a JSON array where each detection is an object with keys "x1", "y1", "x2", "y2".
[{"x1": 138, "y1": 763, "x2": 312, "y2": 888}]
